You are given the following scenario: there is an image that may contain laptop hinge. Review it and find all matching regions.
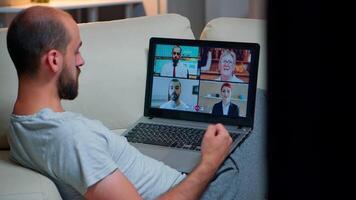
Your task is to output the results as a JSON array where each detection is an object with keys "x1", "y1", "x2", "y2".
[{"x1": 237, "y1": 126, "x2": 252, "y2": 132}]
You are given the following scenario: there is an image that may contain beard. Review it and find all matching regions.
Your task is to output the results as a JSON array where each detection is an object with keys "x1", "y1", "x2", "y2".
[
  {"x1": 169, "y1": 91, "x2": 179, "y2": 101},
  {"x1": 57, "y1": 63, "x2": 80, "y2": 100},
  {"x1": 172, "y1": 59, "x2": 179, "y2": 67}
]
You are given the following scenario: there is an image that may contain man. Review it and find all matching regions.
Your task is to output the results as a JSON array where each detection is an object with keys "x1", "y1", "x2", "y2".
[
  {"x1": 160, "y1": 45, "x2": 189, "y2": 78},
  {"x1": 7, "y1": 6, "x2": 235, "y2": 200},
  {"x1": 160, "y1": 79, "x2": 189, "y2": 110}
]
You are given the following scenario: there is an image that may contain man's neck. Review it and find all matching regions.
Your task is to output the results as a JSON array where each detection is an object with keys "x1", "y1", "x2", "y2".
[
  {"x1": 13, "y1": 77, "x2": 64, "y2": 115},
  {"x1": 172, "y1": 60, "x2": 179, "y2": 67},
  {"x1": 173, "y1": 99, "x2": 181, "y2": 107}
]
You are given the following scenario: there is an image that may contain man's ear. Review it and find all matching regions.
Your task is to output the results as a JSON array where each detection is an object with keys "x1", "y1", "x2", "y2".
[{"x1": 45, "y1": 49, "x2": 63, "y2": 73}]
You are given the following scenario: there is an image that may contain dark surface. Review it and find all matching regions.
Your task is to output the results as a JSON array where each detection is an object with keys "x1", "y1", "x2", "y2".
[
  {"x1": 201, "y1": 88, "x2": 267, "y2": 200},
  {"x1": 267, "y1": 0, "x2": 320, "y2": 199},
  {"x1": 232, "y1": 88, "x2": 267, "y2": 200},
  {"x1": 234, "y1": 89, "x2": 267, "y2": 200}
]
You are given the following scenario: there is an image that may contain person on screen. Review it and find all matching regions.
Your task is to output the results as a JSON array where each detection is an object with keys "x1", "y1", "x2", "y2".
[
  {"x1": 160, "y1": 79, "x2": 189, "y2": 110},
  {"x1": 160, "y1": 45, "x2": 189, "y2": 78},
  {"x1": 215, "y1": 50, "x2": 244, "y2": 83},
  {"x1": 212, "y1": 82, "x2": 240, "y2": 118}
]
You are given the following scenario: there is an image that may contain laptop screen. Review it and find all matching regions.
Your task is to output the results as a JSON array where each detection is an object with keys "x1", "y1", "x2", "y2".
[{"x1": 144, "y1": 38, "x2": 260, "y2": 127}]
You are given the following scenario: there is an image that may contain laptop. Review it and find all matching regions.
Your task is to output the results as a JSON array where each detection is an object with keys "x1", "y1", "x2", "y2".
[{"x1": 122, "y1": 37, "x2": 260, "y2": 173}]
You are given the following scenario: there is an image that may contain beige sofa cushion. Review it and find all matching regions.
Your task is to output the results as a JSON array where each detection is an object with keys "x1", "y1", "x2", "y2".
[
  {"x1": 0, "y1": 129, "x2": 125, "y2": 200},
  {"x1": 200, "y1": 17, "x2": 267, "y2": 90},
  {"x1": 0, "y1": 151, "x2": 62, "y2": 200},
  {"x1": 0, "y1": 14, "x2": 195, "y2": 149},
  {"x1": 0, "y1": 28, "x2": 16, "y2": 150}
]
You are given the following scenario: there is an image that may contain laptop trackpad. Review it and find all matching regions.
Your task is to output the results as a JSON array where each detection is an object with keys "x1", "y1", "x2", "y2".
[
  {"x1": 132, "y1": 143, "x2": 200, "y2": 173},
  {"x1": 163, "y1": 150, "x2": 201, "y2": 173},
  {"x1": 133, "y1": 143, "x2": 170, "y2": 160}
]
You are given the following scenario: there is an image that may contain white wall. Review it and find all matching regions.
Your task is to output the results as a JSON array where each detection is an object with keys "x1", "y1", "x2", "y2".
[
  {"x1": 142, "y1": 0, "x2": 266, "y2": 37},
  {"x1": 166, "y1": 0, "x2": 205, "y2": 38},
  {"x1": 205, "y1": 0, "x2": 249, "y2": 22}
]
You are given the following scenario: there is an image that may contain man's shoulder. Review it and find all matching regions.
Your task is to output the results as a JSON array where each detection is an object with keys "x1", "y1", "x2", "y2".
[
  {"x1": 160, "y1": 62, "x2": 172, "y2": 75},
  {"x1": 178, "y1": 62, "x2": 188, "y2": 68},
  {"x1": 161, "y1": 62, "x2": 173, "y2": 69},
  {"x1": 179, "y1": 101, "x2": 189, "y2": 110},
  {"x1": 163, "y1": 61, "x2": 173, "y2": 66},
  {"x1": 10, "y1": 108, "x2": 108, "y2": 139},
  {"x1": 42, "y1": 109, "x2": 103, "y2": 132},
  {"x1": 160, "y1": 101, "x2": 172, "y2": 108}
]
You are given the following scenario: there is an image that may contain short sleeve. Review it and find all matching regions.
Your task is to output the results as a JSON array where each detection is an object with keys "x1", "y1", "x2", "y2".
[{"x1": 52, "y1": 122, "x2": 118, "y2": 195}]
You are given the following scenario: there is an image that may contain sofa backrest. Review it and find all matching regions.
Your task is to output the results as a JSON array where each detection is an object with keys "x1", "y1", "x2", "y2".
[
  {"x1": 0, "y1": 14, "x2": 195, "y2": 149},
  {"x1": 200, "y1": 17, "x2": 267, "y2": 90}
]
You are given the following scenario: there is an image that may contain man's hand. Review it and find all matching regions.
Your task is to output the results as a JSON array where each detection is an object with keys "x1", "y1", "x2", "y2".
[
  {"x1": 158, "y1": 123, "x2": 233, "y2": 200},
  {"x1": 200, "y1": 123, "x2": 233, "y2": 172}
]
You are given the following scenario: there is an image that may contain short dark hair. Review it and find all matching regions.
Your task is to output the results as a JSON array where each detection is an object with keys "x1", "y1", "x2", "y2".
[
  {"x1": 170, "y1": 78, "x2": 181, "y2": 88},
  {"x1": 6, "y1": 6, "x2": 71, "y2": 77},
  {"x1": 172, "y1": 45, "x2": 182, "y2": 53}
]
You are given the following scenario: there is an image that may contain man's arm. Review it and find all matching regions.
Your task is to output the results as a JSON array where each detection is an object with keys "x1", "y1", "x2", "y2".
[
  {"x1": 85, "y1": 170, "x2": 142, "y2": 200},
  {"x1": 85, "y1": 124, "x2": 232, "y2": 200}
]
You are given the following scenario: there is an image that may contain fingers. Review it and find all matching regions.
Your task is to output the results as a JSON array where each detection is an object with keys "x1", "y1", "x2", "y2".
[
  {"x1": 215, "y1": 123, "x2": 225, "y2": 131},
  {"x1": 200, "y1": 123, "x2": 233, "y2": 170},
  {"x1": 204, "y1": 124, "x2": 217, "y2": 137},
  {"x1": 206, "y1": 124, "x2": 217, "y2": 133},
  {"x1": 202, "y1": 123, "x2": 233, "y2": 147},
  {"x1": 214, "y1": 123, "x2": 233, "y2": 144}
]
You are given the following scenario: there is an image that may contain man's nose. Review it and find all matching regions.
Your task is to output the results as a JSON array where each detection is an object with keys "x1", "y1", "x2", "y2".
[{"x1": 77, "y1": 54, "x2": 85, "y2": 67}]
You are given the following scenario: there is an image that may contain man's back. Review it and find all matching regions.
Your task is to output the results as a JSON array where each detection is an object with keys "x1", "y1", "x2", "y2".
[{"x1": 8, "y1": 108, "x2": 185, "y2": 199}]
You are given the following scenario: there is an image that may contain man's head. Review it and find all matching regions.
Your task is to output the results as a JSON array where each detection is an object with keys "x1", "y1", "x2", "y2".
[
  {"x1": 168, "y1": 79, "x2": 182, "y2": 102},
  {"x1": 7, "y1": 6, "x2": 85, "y2": 100},
  {"x1": 171, "y1": 45, "x2": 182, "y2": 67},
  {"x1": 218, "y1": 50, "x2": 236, "y2": 78}
]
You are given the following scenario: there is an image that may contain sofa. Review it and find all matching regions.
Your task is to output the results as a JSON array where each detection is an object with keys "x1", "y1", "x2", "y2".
[{"x1": 0, "y1": 14, "x2": 266, "y2": 199}]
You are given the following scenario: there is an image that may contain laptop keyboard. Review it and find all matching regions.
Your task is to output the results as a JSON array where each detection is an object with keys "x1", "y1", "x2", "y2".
[{"x1": 125, "y1": 123, "x2": 242, "y2": 151}]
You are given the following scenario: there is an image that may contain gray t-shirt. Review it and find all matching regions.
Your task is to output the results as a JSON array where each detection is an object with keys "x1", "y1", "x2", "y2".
[{"x1": 8, "y1": 108, "x2": 185, "y2": 200}]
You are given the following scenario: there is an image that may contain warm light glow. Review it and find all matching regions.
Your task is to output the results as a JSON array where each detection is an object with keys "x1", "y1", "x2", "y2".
[{"x1": 32, "y1": 0, "x2": 50, "y2": 3}]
